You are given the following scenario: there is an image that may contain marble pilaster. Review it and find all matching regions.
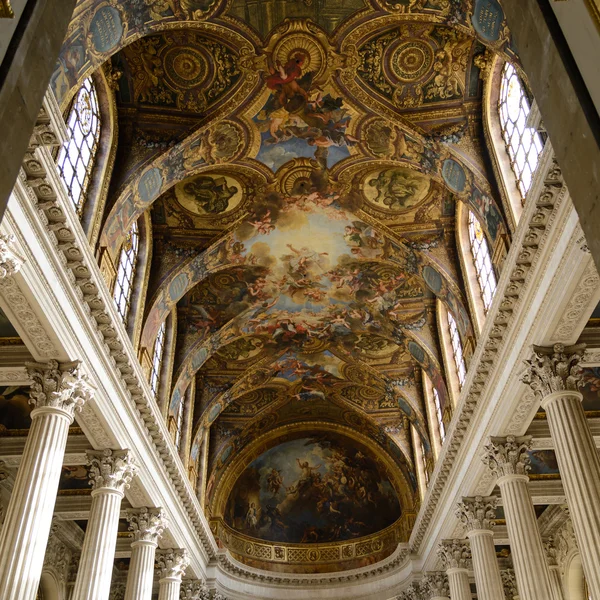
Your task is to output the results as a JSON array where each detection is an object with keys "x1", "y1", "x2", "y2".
[
  {"x1": 482, "y1": 436, "x2": 553, "y2": 600},
  {"x1": 72, "y1": 449, "x2": 137, "y2": 600},
  {"x1": 0, "y1": 360, "x2": 92, "y2": 600}
]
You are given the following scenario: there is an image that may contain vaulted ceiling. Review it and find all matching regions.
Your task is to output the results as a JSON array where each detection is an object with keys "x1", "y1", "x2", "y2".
[{"x1": 53, "y1": 0, "x2": 516, "y2": 572}]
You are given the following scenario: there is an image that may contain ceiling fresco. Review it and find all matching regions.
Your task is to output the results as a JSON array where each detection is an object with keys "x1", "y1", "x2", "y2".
[{"x1": 55, "y1": 0, "x2": 518, "y2": 573}]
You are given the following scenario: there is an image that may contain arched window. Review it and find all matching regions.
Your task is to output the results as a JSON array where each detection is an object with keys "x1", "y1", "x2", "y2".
[
  {"x1": 433, "y1": 386, "x2": 445, "y2": 443},
  {"x1": 448, "y1": 311, "x2": 466, "y2": 388},
  {"x1": 174, "y1": 395, "x2": 185, "y2": 450},
  {"x1": 498, "y1": 63, "x2": 544, "y2": 201},
  {"x1": 57, "y1": 77, "x2": 101, "y2": 214},
  {"x1": 149, "y1": 321, "x2": 166, "y2": 397},
  {"x1": 113, "y1": 221, "x2": 139, "y2": 323},
  {"x1": 468, "y1": 211, "x2": 497, "y2": 313}
]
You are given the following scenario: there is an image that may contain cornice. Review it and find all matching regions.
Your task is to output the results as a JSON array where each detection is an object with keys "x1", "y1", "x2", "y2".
[
  {"x1": 11, "y1": 91, "x2": 218, "y2": 562},
  {"x1": 407, "y1": 145, "x2": 569, "y2": 554}
]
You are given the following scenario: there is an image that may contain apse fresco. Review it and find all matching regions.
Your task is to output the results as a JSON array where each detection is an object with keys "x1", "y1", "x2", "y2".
[{"x1": 224, "y1": 434, "x2": 401, "y2": 543}]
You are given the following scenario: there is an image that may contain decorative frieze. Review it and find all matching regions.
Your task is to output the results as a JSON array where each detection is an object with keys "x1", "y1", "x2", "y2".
[{"x1": 482, "y1": 436, "x2": 532, "y2": 478}]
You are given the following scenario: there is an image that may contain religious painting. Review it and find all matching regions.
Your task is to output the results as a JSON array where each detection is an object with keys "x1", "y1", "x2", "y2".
[
  {"x1": 581, "y1": 367, "x2": 600, "y2": 413},
  {"x1": 174, "y1": 174, "x2": 243, "y2": 216},
  {"x1": 224, "y1": 433, "x2": 401, "y2": 543},
  {"x1": 362, "y1": 167, "x2": 431, "y2": 212},
  {"x1": 526, "y1": 449, "x2": 560, "y2": 479},
  {"x1": 0, "y1": 386, "x2": 32, "y2": 432},
  {"x1": 58, "y1": 465, "x2": 92, "y2": 493},
  {"x1": 253, "y1": 46, "x2": 357, "y2": 170},
  {"x1": 0, "y1": 307, "x2": 19, "y2": 339}
]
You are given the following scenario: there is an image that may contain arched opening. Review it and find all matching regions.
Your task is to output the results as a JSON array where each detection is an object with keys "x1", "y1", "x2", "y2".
[{"x1": 565, "y1": 553, "x2": 587, "y2": 600}]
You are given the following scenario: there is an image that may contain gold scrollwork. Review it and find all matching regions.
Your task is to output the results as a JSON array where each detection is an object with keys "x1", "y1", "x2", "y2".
[{"x1": 0, "y1": 0, "x2": 13, "y2": 18}]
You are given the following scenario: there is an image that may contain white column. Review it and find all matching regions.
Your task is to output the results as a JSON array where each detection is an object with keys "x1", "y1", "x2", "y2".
[
  {"x1": 156, "y1": 548, "x2": 189, "y2": 600},
  {"x1": 523, "y1": 343, "x2": 600, "y2": 600},
  {"x1": 456, "y1": 496, "x2": 504, "y2": 600},
  {"x1": 543, "y1": 538, "x2": 565, "y2": 600},
  {"x1": 438, "y1": 540, "x2": 472, "y2": 600},
  {"x1": 501, "y1": 569, "x2": 520, "y2": 600},
  {"x1": 423, "y1": 572, "x2": 450, "y2": 600},
  {"x1": 0, "y1": 360, "x2": 92, "y2": 600},
  {"x1": 124, "y1": 508, "x2": 167, "y2": 600},
  {"x1": 483, "y1": 436, "x2": 554, "y2": 600},
  {"x1": 72, "y1": 449, "x2": 137, "y2": 600}
]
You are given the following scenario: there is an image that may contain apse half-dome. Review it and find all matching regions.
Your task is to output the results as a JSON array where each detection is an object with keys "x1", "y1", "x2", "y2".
[{"x1": 223, "y1": 432, "x2": 402, "y2": 544}]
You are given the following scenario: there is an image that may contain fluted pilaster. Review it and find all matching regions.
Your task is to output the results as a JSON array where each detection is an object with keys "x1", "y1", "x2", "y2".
[
  {"x1": 456, "y1": 496, "x2": 504, "y2": 600},
  {"x1": 72, "y1": 450, "x2": 137, "y2": 600},
  {"x1": 482, "y1": 436, "x2": 553, "y2": 600},
  {"x1": 523, "y1": 343, "x2": 600, "y2": 600},
  {"x1": 156, "y1": 548, "x2": 189, "y2": 600},
  {"x1": 124, "y1": 508, "x2": 167, "y2": 600},
  {"x1": 438, "y1": 540, "x2": 472, "y2": 600},
  {"x1": 0, "y1": 360, "x2": 92, "y2": 600}
]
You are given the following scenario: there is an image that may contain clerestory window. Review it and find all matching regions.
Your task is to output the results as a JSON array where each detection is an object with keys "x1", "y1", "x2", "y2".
[
  {"x1": 149, "y1": 321, "x2": 166, "y2": 397},
  {"x1": 113, "y1": 221, "x2": 139, "y2": 323},
  {"x1": 468, "y1": 210, "x2": 498, "y2": 313},
  {"x1": 448, "y1": 311, "x2": 467, "y2": 388},
  {"x1": 57, "y1": 78, "x2": 101, "y2": 215}
]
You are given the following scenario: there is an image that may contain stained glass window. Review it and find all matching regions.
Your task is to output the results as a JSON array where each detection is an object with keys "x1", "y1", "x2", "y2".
[
  {"x1": 448, "y1": 311, "x2": 466, "y2": 388},
  {"x1": 149, "y1": 321, "x2": 166, "y2": 397},
  {"x1": 433, "y1": 386, "x2": 445, "y2": 443},
  {"x1": 499, "y1": 62, "x2": 544, "y2": 200},
  {"x1": 468, "y1": 210, "x2": 497, "y2": 312},
  {"x1": 113, "y1": 221, "x2": 139, "y2": 323},
  {"x1": 57, "y1": 78, "x2": 101, "y2": 214}
]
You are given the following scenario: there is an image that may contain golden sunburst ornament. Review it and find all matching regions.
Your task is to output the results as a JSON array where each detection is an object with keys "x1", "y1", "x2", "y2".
[{"x1": 273, "y1": 34, "x2": 327, "y2": 80}]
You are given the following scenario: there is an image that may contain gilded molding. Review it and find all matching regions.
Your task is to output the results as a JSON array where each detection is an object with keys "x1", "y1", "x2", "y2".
[{"x1": 0, "y1": 1, "x2": 14, "y2": 18}]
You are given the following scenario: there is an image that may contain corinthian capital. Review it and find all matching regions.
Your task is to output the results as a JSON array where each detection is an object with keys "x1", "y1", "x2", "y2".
[
  {"x1": 482, "y1": 436, "x2": 532, "y2": 478},
  {"x1": 26, "y1": 360, "x2": 94, "y2": 416},
  {"x1": 0, "y1": 234, "x2": 24, "y2": 279},
  {"x1": 87, "y1": 449, "x2": 136, "y2": 493},
  {"x1": 397, "y1": 583, "x2": 425, "y2": 600},
  {"x1": 126, "y1": 507, "x2": 167, "y2": 544},
  {"x1": 438, "y1": 539, "x2": 471, "y2": 570},
  {"x1": 156, "y1": 548, "x2": 189, "y2": 581},
  {"x1": 180, "y1": 580, "x2": 205, "y2": 600},
  {"x1": 501, "y1": 569, "x2": 519, "y2": 599},
  {"x1": 521, "y1": 343, "x2": 585, "y2": 398},
  {"x1": 456, "y1": 496, "x2": 498, "y2": 531},
  {"x1": 422, "y1": 572, "x2": 449, "y2": 598},
  {"x1": 543, "y1": 537, "x2": 559, "y2": 566}
]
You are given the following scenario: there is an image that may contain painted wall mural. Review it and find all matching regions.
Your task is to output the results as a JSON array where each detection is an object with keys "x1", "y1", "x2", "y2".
[{"x1": 224, "y1": 434, "x2": 401, "y2": 543}]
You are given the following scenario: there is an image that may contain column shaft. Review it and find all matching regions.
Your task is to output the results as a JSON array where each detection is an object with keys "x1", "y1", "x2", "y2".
[
  {"x1": 72, "y1": 490, "x2": 123, "y2": 600},
  {"x1": 124, "y1": 541, "x2": 157, "y2": 600},
  {"x1": 549, "y1": 565, "x2": 564, "y2": 600},
  {"x1": 467, "y1": 530, "x2": 504, "y2": 600},
  {"x1": 447, "y1": 568, "x2": 471, "y2": 600},
  {"x1": 498, "y1": 475, "x2": 553, "y2": 600},
  {"x1": 0, "y1": 407, "x2": 72, "y2": 600},
  {"x1": 158, "y1": 578, "x2": 181, "y2": 600},
  {"x1": 544, "y1": 393, "x2": 600, "y2": 599}
]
